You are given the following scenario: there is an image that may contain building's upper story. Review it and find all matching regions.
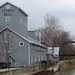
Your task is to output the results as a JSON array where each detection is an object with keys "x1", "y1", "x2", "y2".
[{"x1": 0, "y1": 2, "x2": 28, "y2": 37}]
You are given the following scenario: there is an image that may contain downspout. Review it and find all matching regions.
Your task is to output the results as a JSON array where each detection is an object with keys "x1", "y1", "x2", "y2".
[{"x1": 28, "y1": 43, "x2": 30, "y2": 65}]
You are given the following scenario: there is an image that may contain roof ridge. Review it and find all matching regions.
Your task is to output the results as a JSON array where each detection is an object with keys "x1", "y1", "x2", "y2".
[{"x1": 0, "y1": 26, "x2": 46, "y2": 48}]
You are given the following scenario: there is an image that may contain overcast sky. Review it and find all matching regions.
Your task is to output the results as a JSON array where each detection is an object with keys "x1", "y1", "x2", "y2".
[{"x1": 0, "y1": 0, "x2": 75, "y2": 37}]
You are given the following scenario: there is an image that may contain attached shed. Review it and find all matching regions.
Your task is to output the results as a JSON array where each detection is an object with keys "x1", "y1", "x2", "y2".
[
  {"x1": 47, "y1": 53, "x2": 54, "y2": 62},
  {"x1": 47, "y1": 47, "x2": 59, "y2": 62}
]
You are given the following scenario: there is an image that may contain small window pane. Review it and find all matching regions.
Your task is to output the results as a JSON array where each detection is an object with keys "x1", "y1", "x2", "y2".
[
  {"x1": 6, "y1": 4, "x2": 10, "y2": 9},
  {"x1": 20, "y1": 19, "x2": 22, "y2": 23},
  {"x1": 6, "y1": 17, "x2": 10, "y2": 21},
  {"x1": 31, "y1": 54, "x2": 33, "y2": 62},
  {"x1": 19, "y1": 41, "x2": 24, "y2": 46},
  {"x1": 41, "y1": 55, "x2": 43, "y2": 61},
  {"x1": 35, "y1": 55, "x2": 37, "y2": 62},
  {"x1": 38, "y1": 55, "x2": 40, "y2": 62},
  {"x1": 25, "y1": 22, "x2": 26, "y2": 26}
]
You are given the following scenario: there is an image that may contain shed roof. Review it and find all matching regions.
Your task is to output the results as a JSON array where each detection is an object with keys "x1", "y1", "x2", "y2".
[{"x1": 47, "y1": 53, "x2": 58, "y2": 58}]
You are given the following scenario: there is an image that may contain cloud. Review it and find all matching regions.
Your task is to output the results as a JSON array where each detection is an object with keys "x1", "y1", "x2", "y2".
[{"x1": 0, "y1": 0, "x2": 75, "y2": 36}]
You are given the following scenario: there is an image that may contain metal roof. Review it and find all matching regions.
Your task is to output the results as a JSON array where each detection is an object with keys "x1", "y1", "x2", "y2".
[
  {"x1": 27, "y1": 36, "x2": 47, "y2": 48},
  {"x1": 0, "y1": 26, "x2": 47, "y2": 48}
]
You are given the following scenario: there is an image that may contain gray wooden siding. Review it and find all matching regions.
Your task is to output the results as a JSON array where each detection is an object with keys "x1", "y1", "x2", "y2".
[
  {"x1": 0, "y1": 29, "x2": 29, "y2": 67},
  {"x1": 0, "y1": 3, "x2": 27, "y2": 37},
  {"x1": 30, "y1": 44, "x2": 47, "y2": 64}
]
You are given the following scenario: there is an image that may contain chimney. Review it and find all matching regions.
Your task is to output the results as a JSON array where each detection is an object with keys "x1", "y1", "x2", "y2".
[
  {"x1": 39, "y1": 32, "x2": 41, "y2": 43},
  {"x1": 52, "y1": 44, "x2": 54, "y2": 54}
]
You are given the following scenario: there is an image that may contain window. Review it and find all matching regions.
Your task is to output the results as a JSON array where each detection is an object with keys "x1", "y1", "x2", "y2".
[
  {"x1": 6, "y1": 4, "x2": 10, "y2": 9},
  {"x1": 6, "y1": 17, "x2": 10, "y2": 21},
  {"x1": 20, "y1": 19, "x2": 22, "y2": 23},
  {"x1": 44, "y1": 55, "x2": 45, "y2": 60},
  {"x1": 5, "y1": 32, "x2": 11, "y2": 43},
  {"x1": 41, "y1": 55, "x2": 43, "y2": 61},
  {"x1": 14, "y1": 63, "x2": 19, "y2": 67},
  {"x1": 35, "y1": 55, "x2": 37, "y2": 62},
  {"x1": 19, "y1": 41, "x2": 24, "y2": 46},
  {"x1": 4, "y1": 32, "x2": 11, "y2": 53},
  {"x1": 31, "y1": 54, "x2": 33, "y2": 62},
  {"x1": 38, "y1": 55, "x2": 40, "y2": 62},
  {"x1": 25, "y1": 22, "x2": 26, "y2": 26}
]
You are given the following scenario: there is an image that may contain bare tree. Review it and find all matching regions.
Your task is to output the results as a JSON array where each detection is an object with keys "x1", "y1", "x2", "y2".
[
  {"x1": 36, "y1": 14, "x2": 75, "y2": 60},
  {"x1": 58, "y1": 31, "x2": 75, "y2": 60},
  {"x1": 36, "y1": 14, "x2": 62, "y2": 46},
  {"x1": 0, "y1": 29, "x2": 19, "y2": 70}
]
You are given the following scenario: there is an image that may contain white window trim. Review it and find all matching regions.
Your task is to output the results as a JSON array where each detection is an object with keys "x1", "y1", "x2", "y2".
[
  {"x1": 31, "y1": 54, "x2": 33, "y2": 62},
  {"x1": 14, "y1": 63, "x2": 19, "y2": 67},
  {"x1": 35, "y1": 55, "x2": 37, "y2": 62},
  {"x1": 20, "y1": 19, "x2": 22, "y2": 23},
  {"x1": 19, "y1": 41, "x2": 24, "y2": 46},
  {"x1": 25, "y1": 22, "x2": 26, "y2": 26},
  {"x1": 41, "y1": 55, "x2": 43, "y2": 61},
  {"x1": 6, "y1": 4, "x2": 10, "y2": 9},
  {"x1": 4, "y1": 32, "x2": 11, "y2": 53},
  {"x1": 38, "y1": 55, "x2": 40, "y2": 62},
  {"x1": 6, "y1": 17, "x2": 10, "y2": 22},
  {"x1": 5, "y1": 32, "x2": 11, "y2": 43}
]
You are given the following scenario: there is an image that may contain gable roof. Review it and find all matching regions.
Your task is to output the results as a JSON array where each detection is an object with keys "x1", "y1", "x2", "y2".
[
  {"x1": 0, "y1": 2, "x2": 28, "y2": 16},
  {"x1": 0, "y1": 26, "x2": 47, "y2": 48}
]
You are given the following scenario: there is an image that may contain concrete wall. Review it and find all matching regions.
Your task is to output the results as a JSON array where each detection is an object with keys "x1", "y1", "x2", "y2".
[{"x1": 0, "y1": 64, "x2": 43, "y2": 75}]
